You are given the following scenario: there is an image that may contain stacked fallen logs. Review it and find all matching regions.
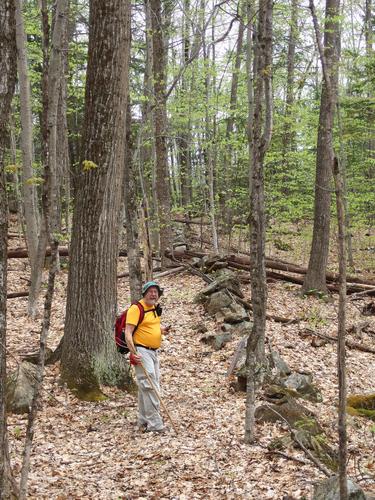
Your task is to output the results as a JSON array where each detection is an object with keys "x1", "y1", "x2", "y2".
[{"x1": 167, "y1": 248, "x2": 375, "y2": 296}]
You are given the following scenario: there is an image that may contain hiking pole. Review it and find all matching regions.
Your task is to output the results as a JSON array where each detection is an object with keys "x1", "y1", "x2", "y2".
[{"x1": 139, "y1": 361, "x2": 179, "y2": 435}]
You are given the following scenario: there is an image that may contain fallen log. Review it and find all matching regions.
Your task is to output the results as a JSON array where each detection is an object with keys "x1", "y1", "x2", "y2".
[
  {"x1": 303, "y1": 330, "x2": 375, "y2": 355},
  {"x1": 7, "y1": 266, "x2": 185, "y2": 299},
  {"x1": 8, "y1": 247, "x2": 69, "y2": 259},
  {"x1": 172, "y1": 218, "x2": 210, "y2": 225},
  {"x1": 117, "y1": 264, "x2": 184, "y2": 280},
  {"x1": 168, "y1": 249, "x2": 375, "y2": 292},
  {"x1": 7, "y1": 291, "x2": 29, "y2": 299},
  {"x1": 168, "y1": 257, "x2": 296, "y2": 324},
  {"x1": 7, "y1": 247, "x2": 131, "y2": 259}
]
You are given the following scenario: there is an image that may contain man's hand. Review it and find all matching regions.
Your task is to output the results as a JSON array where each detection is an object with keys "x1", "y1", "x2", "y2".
[
  {"x1": 129, "y1": 352, "x2": 142, "y2": 366},
  {"x1": 162, "y1": 325, "x2": 171, "y2": 334}
]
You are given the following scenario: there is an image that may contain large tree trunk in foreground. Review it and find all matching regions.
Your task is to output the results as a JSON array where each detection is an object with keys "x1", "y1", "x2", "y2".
[
  {"x1": 245, "y1": 0, "x2": 273, "y2": 444},
  {"x1": 61, "y1": 0, "x2": 132, "y2": 399},
  {"x1": 0, "y1": 1, "x2": 17, "y2": 496},
  {"x1": 303, "y1": 0, "x2": 340, "y2": 294}
]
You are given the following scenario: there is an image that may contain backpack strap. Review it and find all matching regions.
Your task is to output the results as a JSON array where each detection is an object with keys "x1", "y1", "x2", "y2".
[{"x1": 133, "y1": 301, "x2": 145, "y2": 331}]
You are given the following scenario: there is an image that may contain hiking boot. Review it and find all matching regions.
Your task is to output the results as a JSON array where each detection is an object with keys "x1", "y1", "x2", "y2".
[
  {"x1": 136, "y1": 422, "x2": 147, "y2": 431},
  {"x1": 145, "y1": 426, "x2": 169, "y2": 434}
]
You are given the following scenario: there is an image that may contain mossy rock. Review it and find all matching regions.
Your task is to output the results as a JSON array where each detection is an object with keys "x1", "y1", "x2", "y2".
[
  {"x1": 347, "y1": 393, "x2": 375, "y2": 410},
  {"x1": 281, "y1": 372, "x2": 322, "y2": 403},
  {"x1": 255, "y1": 398, "x2": 320, "y2": 433},
  {"x1": 347, "y1": 406, "x2": 375, "y2": 421},
  {"x1": 295, "y1": 429, "x2": 338, "y2": 471},
  {"x1": 313, "y1": 476, "x2": 366, "y2": 500},
  {"x1": 347, "y1": 393, "x2": 375, "y2": 421},
  {"x1": 72, "y1": 387, "x2": 108, "y2": 402}
]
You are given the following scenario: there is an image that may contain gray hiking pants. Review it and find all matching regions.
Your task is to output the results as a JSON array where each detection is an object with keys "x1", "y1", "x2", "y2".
[{"x1": 134, "y1": 347, "x2": 164, "y2": 431}]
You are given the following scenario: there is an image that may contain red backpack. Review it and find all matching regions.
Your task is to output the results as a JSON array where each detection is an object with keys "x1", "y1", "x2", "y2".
[{"x1": 115, "y1": 302, "x2": 145, "y2": 354}]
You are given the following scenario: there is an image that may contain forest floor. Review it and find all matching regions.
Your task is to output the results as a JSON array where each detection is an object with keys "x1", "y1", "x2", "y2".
[{"x1": 5, "y1": 226, "x2": 375, "y2": 499}]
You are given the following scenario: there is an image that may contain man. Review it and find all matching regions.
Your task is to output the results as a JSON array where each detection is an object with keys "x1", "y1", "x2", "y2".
[{"x1": 125, "y1": 281, "x2": 170, "y2": 433}]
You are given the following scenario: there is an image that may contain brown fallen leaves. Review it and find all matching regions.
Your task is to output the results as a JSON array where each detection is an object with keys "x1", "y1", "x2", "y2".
[{"x1": 5, "y1": 240, "x2": 375, "y2": 499}]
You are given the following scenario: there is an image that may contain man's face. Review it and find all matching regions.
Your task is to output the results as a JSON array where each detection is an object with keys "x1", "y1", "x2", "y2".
[{"x1": 143, "y1": 286, "x2": 159, "y2": 305}]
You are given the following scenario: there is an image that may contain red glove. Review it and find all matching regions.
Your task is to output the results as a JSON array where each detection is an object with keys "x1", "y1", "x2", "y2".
[{"x1": 129, "y1": 353, "x2": 141, "y2": 366}]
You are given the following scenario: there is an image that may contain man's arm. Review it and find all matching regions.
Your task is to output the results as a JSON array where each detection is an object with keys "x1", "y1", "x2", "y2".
[{"x1": 125, "y1": 324, "x2": 141, "y2": 361}]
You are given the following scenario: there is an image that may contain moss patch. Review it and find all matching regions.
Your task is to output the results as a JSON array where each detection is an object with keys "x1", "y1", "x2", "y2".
[
  {"x1": 72, "y1": 386, "x2": 108, "y2": 402},
  {"x1": 347, "y1": 393, "x2": 375, "y2": 421}
]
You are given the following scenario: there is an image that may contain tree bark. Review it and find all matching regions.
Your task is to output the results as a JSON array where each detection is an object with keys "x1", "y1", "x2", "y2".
[
  {"x1": 56, "y1": 3, "x2": 71, "y2": 235},
  {"x1": 303, "y1": 0, "x2": 341, "y2": 293},
  {"x1": 15, "y1": 0, "x2": 40, "y2": 270},
  {"x1": 204, "y1": 7, "x2": 219, "y2": 253},
  {"x1": 0, "y1": 0, "x2": 16, "y2": 496},
  {"x1": 282, "y1": 0, "x2": 298, "y2": 157},
  {"x1": 61, "y1": 0, "x2": 132, "y2": 398},
  {"x1": 27, "y1": 0, "x2": 50, "y2": 318},
  {"x1": 124, "y1": 100, "x2": 142, "y2": 301},
  {"x1": 245, "y1": 0, "x2": 273, "y2": 444},
  {"x1": 333, "y1": 157, "x2": 348, "y2": 500},
  {"x1": 149, "y1": 0, "x2": 173, "y2": 269},
  {"x1": 176, "y1": 0, "x2": 192, "y2": 213}
]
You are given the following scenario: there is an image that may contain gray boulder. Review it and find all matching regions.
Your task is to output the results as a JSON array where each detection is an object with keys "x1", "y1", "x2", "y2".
[
  {"x1": 282, "y1": 372, "x2": 322, "y2": 402},
  {"x1": 199, "y1": 273, "x2": 243, "y2": 299},
  {"x1": 205, "y1": 291, "x2": 232, "y2": 315},
  {"x1": 7, "y1": 361, "x2": 38, "y2": 414},
  {"x1": 313, "y1": 476, "x2": 366, "y2": 500},
  {"x1": 230, "y1": 320, "x2": 253, "y2": 336},
  {"x1": 215, "y1": 302, "x2": 248, "y2": 323},
  {"x1": 255, "y1": 397, "x2": 319, "y2": 430},
  {"x1": 268, "y1": 351, "x2": 291, "y2": 378},
  {"x1": 201, "y1": 332, "x2": 232, "y2": 350}
]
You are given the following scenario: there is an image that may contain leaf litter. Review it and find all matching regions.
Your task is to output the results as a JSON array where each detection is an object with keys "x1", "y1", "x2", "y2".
[{"x1": 5, "y1": 242, "x2": 375, "y2": 499}]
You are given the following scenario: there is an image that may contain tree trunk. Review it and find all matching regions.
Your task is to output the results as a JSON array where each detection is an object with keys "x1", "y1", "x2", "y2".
[
  {"x1": 222, "y1": 14, "x2": 245, "y2": 238},
  {"x1": 61, "y1": 0, "x2": 132, "y2": 398},
  {"x1": 56, "y1": 4, "x2": 71, "y2": 235},
  {"x1": 365, "y1": 0, "x2": 373, "y2": 54},
  {"x1": 140, "y1": 0, "x2": 159, "y2": 253},
  {"x1": 282, "y1": 0, "x2": 298, "y2": 157},
  {"x1": 0, "y1": 0, "x2": 16, "y2": 496},
  {"x1": 124, "y1": 100, "x2": 142, "y2": 301},
  {"x1": 19, "y1": 2, "x2": 68, "y2": 491},
  {"x1": 303, "y1": 0, "x2": 341, "y2": 294},
  {"x1": 15, "y1": 0, "x2": 40, "y2": 270},
  {"x1": 204, "y1": 10, "x2": 219, "y2": 253},
  {"x1": 245, "y1": 0, "x2": 273, "y2": 444},
  {"x1": 27, "y1": 0, "x2": 50, "y2": 318},
  {"x1": 149, "y1": 0, "x2": 173, "y2": 269},
  {"x1": 176, "y1": 0, "x2": 192, "y2": 213},
  {"x1": 333, "y1": 157, "x2": 348, "y2": 500}
]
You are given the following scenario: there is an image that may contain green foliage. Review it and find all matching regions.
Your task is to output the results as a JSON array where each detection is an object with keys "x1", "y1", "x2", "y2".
[
  {"x1": 303, "y1": 305, "x2": 328, "y2": 328},
  {"x1": 5, "y1": 164, "x2": 19, "y2": 174},
  {"x1": 82, "y1": 160, "x2": 98, "y2": 172},
  {"x1": 25, "y1": 176, "x2": 44, "y2": 185}
]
